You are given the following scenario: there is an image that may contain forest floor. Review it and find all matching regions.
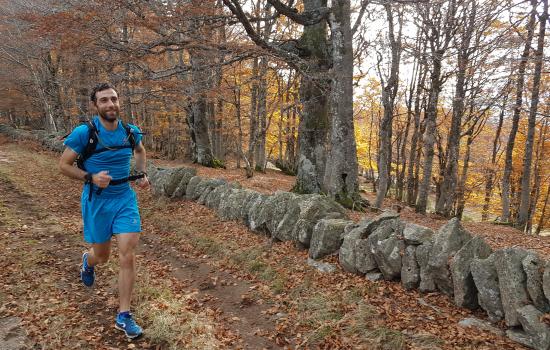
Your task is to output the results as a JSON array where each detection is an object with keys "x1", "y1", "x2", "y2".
[{"x1": 0, "y1": 136, "x2": 547, "y2": 349}]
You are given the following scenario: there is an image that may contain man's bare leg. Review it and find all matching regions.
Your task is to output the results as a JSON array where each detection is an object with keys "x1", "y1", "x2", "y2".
[
  {"x1": 86, "y1": 241, "x2": 111, "y2": 267},
  {"x1": 117, "y1": 232, "x2": 139, "y2": 312}
]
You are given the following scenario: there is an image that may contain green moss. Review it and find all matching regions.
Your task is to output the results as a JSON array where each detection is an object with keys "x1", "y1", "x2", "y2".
[{"x1": 211, "y1": 158, "x2": 225, "y2": 169}]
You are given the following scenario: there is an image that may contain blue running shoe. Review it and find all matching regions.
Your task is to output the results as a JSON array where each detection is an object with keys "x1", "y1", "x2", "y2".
[
  {"x1": 115, "y1": 312, "x2": 143, "y2": 339},
  {"x1": 80, "y1": 252, "x2": 95, "y2": 287}
]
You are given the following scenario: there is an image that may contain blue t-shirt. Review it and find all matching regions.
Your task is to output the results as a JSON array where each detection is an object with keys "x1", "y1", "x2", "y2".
[{"x1": 64, "y1": 117, "x2": 142, "y2": 198}]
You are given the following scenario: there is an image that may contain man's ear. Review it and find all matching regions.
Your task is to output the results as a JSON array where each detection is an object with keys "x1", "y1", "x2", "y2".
[{"x1": 89, "y1": 101, "x2": 97, "y2": 113}]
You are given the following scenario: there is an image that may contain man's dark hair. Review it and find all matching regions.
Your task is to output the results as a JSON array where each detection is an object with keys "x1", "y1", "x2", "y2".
[{"x1": 90, "y1": 83, "x2": 117, "y2": 103}]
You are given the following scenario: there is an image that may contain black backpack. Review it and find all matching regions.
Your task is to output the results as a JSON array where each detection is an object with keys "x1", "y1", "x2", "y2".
[{"x1": 68, "y1": 119, "x2": 140, "y2": 171}]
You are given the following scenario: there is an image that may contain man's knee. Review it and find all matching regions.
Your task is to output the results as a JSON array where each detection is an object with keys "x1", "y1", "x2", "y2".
[
  {"x1": 94, "y1": 253, "x2": 110, "y2": 264},
  {"x1": 91, "y1": 242, "x2": 111, "y2": 265},
  {"x1": 119, "y1": 250, "x2": 135, "y2": 268}
]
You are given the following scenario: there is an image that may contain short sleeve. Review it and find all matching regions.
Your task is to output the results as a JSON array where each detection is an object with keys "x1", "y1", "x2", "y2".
[
  {"x1": 129, "y1": 124, "x2": 143, "y2": 146},
  {"x1": 63, "y1": 124, "x2": 89, "y2": 154}
]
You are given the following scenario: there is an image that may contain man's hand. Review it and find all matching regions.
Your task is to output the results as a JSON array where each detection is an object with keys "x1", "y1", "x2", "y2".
[
  {"x1": 135, "y1": 175, "x2": 150, "y2": 189},
  {"x1": 93, "y1": 170, "x2": 112, "y2": 188}
]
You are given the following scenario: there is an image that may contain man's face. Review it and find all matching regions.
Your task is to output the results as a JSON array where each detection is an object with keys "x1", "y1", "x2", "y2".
[{"x1": 94, "y1": 88, "x2": 120, "y2": 122}]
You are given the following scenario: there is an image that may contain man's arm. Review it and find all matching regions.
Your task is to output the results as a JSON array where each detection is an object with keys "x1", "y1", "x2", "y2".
[
  {"x1": 133, "y1": 142, "x2": 150, "y2": 188},
  {"x1": 58, "y1": 148, "x2": 112, "y2": 188}
]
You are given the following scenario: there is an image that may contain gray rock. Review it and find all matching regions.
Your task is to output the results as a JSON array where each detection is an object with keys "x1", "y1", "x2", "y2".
[
  {"x1": 401, "y1": 245, "x2": 420, "y2": 290},
  {"x1": 171, "y1": 168, "x2": 197, "y2": 199},
  {"x1": 247, "y1": 192, "x2": 297, "y2": 234},
  {"x1": 471, "y1": 254, "x2": 505, "y2": 323},
  {"x1": 309, "y1": 219, "x2": 352, "y2": 259},
  {"x1": 292, "y1": 195, "x2": 347, "y2": 247},
  {"x1": 274, "y1": 195, "x2": 315, "y2": 241},
  {"x1": 266, "y1": 192, "x2": 300, "y2": 235},
  {"x1": 307, "y1": 257, "x2": 336, "y2": 273},
  {"x1": 185, "y1": 176, "x2": 203, "y2": 200},
  {"x1": 523, "y1": 254, "x2": 550, "y2": 312},
  {"x1": 457, "y1": 317, "x2": 504, "y2": 337},
  {"x1": 416, "y1": 241, "x2": 436, "y2": 292},
  {"x1": 427, "y1": 218, "x2": 472, "y2": 296},
  {"x1": 242, "y1": 192, "x2": 266, "y2": 227},
  {"x1": 517, "y1": 305, "x2": 550, "y2": 350},
  {"x1": 339, "y1": 229, "x2": 363, "y2": 274},
  {"x1": 544, "y1": 261, "x2": 550, "y2": 302},
  {"x1": 162, "y1": 167, "x2": 194, "y2": 197},
  {"x1": 494, "y1": 248, "x2": 530, "y2": 326},
  {"x1": 247, "y1": 194, "x2": 269, "y2": 231},
  {"x1": 506, "y1": 329, "x2": 534, "y2": 349},
  {"x1": 218, "y1": 189, "x2": 251, "y2": 221},
  {"x1": 369, "y1": 230, "x2": 405, "y2": 280},
  {"x1": 194, "y1": 178, "x2": 226, "y2": 203},
  {"x1": 366, "y1": 272, "x2": 384, "y2": 281},
  {"x1": 361, "y1": 212, "x2": 402, "y2": 239},
  {"x1": 149, "y1": 168, "x2": 172, "y2": 197},
  {"x1": 451, "y1": 236, "x2": 493, "y2": 309},
  {"x1": 403, "y1": 223, "x2": 435, "y2": 245},
  {"x1": 338, "y1": 226, "x2": 377, "y2": 275},
  {"x1": 205, "y1": 184, "x2": 232, "y2": 209}
]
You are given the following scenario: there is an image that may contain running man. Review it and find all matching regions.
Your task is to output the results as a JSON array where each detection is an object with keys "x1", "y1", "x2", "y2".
[{"x1": 59, "y1": 83, "x2": 149, "y2": 339}]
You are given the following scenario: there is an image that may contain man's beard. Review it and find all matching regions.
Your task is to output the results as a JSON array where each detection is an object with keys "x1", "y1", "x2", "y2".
[{"x1": 98, "y1": 109, "x2": 119, "y2": 122}]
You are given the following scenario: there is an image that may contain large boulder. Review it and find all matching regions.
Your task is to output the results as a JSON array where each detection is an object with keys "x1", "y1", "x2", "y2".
[
  {"x1": 471, "y1": 254, "x2": 504, "y2": 322},
  {"x1": 163, "y1": 167, "x2": 196, "y2": 197},
  {"x1": 266, "y1": 192, "x2": 300, "y2": 235},
  {"x1": 243, "y1": 192, "x2": 267, "y2": 227},
  {"x1": 367, "y1": 217, "x2": 405, "y2": 280},
  {"x1": 493, "y1": 248, "x2": 530, "y2": 327},
  {"x1": 248, "y1": 192, "x2": 297, "y2": 235},
  {"x1": 403, "y1": 223, "x2": 435, "y2": 245},
  {"x1": 523, "y1": 253, "x2": 550, "y2": 312},
  {"x1": 274, "y1": 194, "x2": 315, "y2": 242},
  {"x1": 309, "y1": 219, "x2": 353, "y2": 259},
  {"x1": 450, "y1": 236, "x2": 493, "y2": 309},
  {"x1": 338, "y1": 222, "x2": 377, "y2": 275},
  {"x1": 247, "y1": 194, "x2": 270, "y2": 231},
  {"x1": 217, "y1": 188, "x2": 247, "y2": 220},
  {"x1": 292, "y1": 195, "x2": 348, "y2": 247},
  {"x1": 359, "y1": 211, "x2": 400, "y2": 239},
  {"x1": 171, "y1": 168, "x2": 198, "y2": 199},
  {"x1": 427, "y1": 218, "x2": 472, "y2": 296},
  {"x1": 205, "y1": 184, "x2": 233, "y2": 210},
  {"x1": 416, "y1": 241, "x2": 436, "y2": 292},
  {"x1": 401, "y1": 245, "x2": 420, "y2": 290},
  {"x1": 185, "y1": 176, "x2": 203, "y2": 200},
  {"x1": 194, "y1": 178, "x2": 227, "y2": 204},
  {"x1": 516, "y1": 305, "x2": 550, "y2": 350}
]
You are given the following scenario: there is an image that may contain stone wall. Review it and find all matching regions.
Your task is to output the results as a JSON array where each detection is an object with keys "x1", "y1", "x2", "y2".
[{"x1": 2, "y1": 124, "x2": 549, "y2": 350}]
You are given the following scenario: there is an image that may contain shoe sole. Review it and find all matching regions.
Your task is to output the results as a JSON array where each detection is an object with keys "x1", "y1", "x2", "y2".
[{"x1": 115, "y1": 324, "x2": 143, "y2": 340}]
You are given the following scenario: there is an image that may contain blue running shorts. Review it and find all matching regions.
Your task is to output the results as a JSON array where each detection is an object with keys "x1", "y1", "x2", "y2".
[{"x1": 81, "y1": 189, "x2": 141, "y2": 244}]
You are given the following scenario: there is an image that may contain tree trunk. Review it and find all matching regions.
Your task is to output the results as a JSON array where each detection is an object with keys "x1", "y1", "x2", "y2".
[
  {"x1": 322, "y1": 0, "x2": 359, "y2": 207},
  {"x1": 516, "y1": 0, "x2": 547, "y2": 229},
  {"x1": 188, "y1": 48, "x2": 214, "y2": 166},
  {"x1": 535, "y1": 184, "x2": 550, "y2": 235},
  {"x1": 294, "y1": 0, "x2": 330, "y2": 194},
  {"x1": 455, "y1": 132, "x2": 473, "y2": 219},
  {"x1": 482, "y1": 97, "x2": 505, "y2": 221},
  {"x1": 406, "y1": 58, "x2": 426, "y2": 206},
  {"x1": 501, "y1": 1, "x2": 537, "y2": 222},
  {"x1": 416, "y1": 54, "x2": 443, "y2": 213},
  {"x1": 254, "y1": 57, "x2": 268, "y2": 171},
  {"x1": 375, "y1": 3, "x2": 401, "y2": 209},
  {"x1": 436, "y1": 2, "x2": 476, "y2": 217}
]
